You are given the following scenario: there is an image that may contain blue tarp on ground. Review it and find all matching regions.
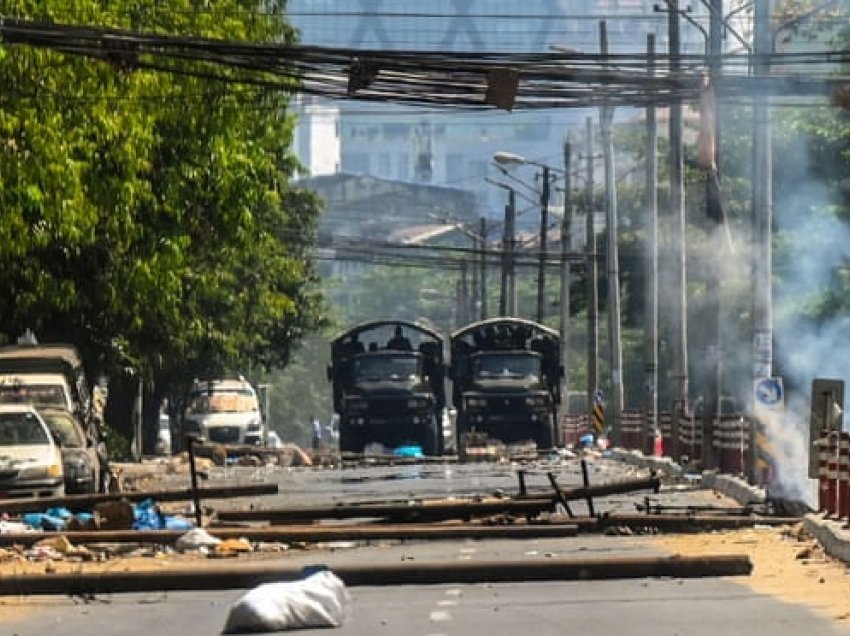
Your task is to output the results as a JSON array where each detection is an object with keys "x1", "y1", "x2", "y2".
[{"x1": 393, "y1": 445, "x2": 424, "y2": 458}]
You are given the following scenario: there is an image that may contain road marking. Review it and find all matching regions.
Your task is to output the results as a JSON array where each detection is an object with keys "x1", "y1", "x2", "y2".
[
  {"x1": 445, "y1": 588, "x2": 462, "y2": 597},
  {"x1": 429, "y1": 611, "x2": 453, "y2": 622},
  {"x1": 438, "y1": 600, "x2": 459, "y2": 607},
  {"x1": 459, "y1": 547, "x2": 477, "y2": 554}
]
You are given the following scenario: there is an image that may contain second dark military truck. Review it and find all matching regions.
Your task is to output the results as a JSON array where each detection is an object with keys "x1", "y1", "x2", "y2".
[
  {"x1": 328, "y1": 320, "x2": 446, "y2": 456},
  {"x1": 451, "y1": 317, "x2": 560, "y2": 453}
]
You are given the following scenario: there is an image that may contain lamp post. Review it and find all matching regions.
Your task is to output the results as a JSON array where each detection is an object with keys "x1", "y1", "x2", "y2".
[{"x1": 493, "y1": 150, "x2": 571, "y2": 433}]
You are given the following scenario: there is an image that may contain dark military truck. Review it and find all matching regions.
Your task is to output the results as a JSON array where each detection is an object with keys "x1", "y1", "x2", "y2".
[
  {"x1": 328, "y1": 321, "x2": 446, "y2": 456},
  {"x1": 451, "y1": 318, "x2": 560, "y2": 453}
]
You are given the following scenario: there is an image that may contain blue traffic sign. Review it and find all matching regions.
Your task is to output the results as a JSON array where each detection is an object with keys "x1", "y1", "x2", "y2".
[{"x1": 755, "y1": 377, "x2": 783, "y2": 407}]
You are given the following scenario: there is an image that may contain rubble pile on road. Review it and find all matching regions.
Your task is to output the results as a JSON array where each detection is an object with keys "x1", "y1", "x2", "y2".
[{"x1": 0, "y1": 450, "x2": 811, "y2": 601}]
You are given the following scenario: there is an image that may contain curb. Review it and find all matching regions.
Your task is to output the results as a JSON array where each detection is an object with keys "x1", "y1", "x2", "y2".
[
  {"x1": 609, "y1": 447, "x2": 850, "y2": 567},
  {"x1": 802, "y1": 514, "x2": 850, "y2": 564}
]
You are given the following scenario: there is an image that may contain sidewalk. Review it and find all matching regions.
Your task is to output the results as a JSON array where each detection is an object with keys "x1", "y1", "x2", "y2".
[{"x1": 610, "y1": 448, "x2": 850, "y2": 567}]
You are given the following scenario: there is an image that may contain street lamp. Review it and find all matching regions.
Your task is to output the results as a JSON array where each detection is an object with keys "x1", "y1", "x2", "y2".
[
  {"x1": 492, "y1": 152, "x2": 560, "y2": 324},
  {"x1": 494, "y1": 149, "x2": 574, "y2": 441}
]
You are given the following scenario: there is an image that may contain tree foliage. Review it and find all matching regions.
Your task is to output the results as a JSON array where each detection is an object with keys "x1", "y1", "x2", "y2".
[{"x1": 0, "y1": 0, "x2": 325, "y2": 446}]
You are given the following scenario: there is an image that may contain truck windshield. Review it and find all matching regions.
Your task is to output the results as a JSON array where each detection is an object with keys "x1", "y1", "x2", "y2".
[
  {"x1": 353, "y1": 354, "x2": 421, "y2": 382},
  {"x1": 473, "y1": 353, "x2": 541, "y2": 379},
  {"x1": 0, "y1": 383, "x2": 68, "y2": 408}
]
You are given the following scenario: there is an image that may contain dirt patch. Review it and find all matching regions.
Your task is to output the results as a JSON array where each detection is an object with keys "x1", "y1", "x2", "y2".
[{"x1": 652, "y1": 524, "x2": 850, "y2": 624}]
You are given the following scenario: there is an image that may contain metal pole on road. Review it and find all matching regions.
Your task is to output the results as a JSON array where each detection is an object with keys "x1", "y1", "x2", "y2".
[
  {"x1": 585, "y1": 116, "x2": 599, "y2": 434},
  {"x1": 537, "y1": 164, "x2": 550, "y2": 322},
  {"x1": 560, "y1": 140, "x2": 572, "y2": 433}
]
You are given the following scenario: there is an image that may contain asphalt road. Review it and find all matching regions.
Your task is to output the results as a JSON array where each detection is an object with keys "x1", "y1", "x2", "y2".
[
  {"x1": 4, "y1": 458, "x2": 849, "y2": 635},
  {"x1": 5, "y1": 536, "x2": 848, "y2": 636}
]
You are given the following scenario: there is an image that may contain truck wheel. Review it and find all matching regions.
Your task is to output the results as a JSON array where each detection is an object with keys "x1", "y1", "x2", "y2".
[
  {"x1": 536, "y1": 417, "x2": 555, "y2": 451},
  {"x1": 339, "y1": 428, "x2": 363, "y2": 454},
  {"x1": 421, "y1": 417, "x2": 441, "y2": 457}
]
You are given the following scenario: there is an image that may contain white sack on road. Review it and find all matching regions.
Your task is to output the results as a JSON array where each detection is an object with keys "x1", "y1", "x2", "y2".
[{"x1": 223, "y1": 570, "x2": 350, "y2": 633}]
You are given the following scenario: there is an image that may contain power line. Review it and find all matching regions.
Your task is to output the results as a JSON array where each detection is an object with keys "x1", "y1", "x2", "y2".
[{"x1": 2, "y1": 18, "x2": 849, "y2": 113}]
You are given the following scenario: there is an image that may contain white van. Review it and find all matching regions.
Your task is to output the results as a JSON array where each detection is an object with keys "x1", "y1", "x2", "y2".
[
  {"x1": 181, "y1": 379, "x2": 264, "y2": 445},
  {"x1": 0, "y1": 404, "x2": 65, "y2": 498}
]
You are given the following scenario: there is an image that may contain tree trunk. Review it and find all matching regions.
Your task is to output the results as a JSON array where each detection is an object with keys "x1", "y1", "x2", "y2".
[{"x1": 104, "y1": 372, "x2": 135, "y2": 455}]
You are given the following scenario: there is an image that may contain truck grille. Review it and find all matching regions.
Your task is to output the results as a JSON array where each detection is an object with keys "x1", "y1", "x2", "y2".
[
  {"x1": 208, "y1": 426, "x2": 242, "y2": 443},
  {"x1": 368, "y1": 399, "x2": 409, "y2": 418},
  {"x1": 485, "y1": 396, "x2": 526, "y2": 411}
]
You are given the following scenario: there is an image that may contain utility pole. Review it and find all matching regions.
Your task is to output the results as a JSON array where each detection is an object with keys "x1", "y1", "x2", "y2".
[
  {"x1": 499, "y1": 189, "x2": 517, "y2": 317},
  {"x1": 537, "y1": 166, "x2": 550, "y2": 323},
  {"x1": 752, "y1": 0, "x2": 773, "y2": 481},
  {"x1": 668, "y1": 0, "x2": 688, "y2": 460},
  {"x1": 471, "y1": 226, "x2": 479, "y2": 322},
  {"x1": 701, "y1": 0, "x2": 725, "y2": 471},
  {"x1": 460, "y1": 259, "x2": 469, "y2": 326},
  {"x1": 560, "y1": 140, "x2": 572, "y2": 430},
  {"x1": 585, "y1": 115, "x2": 599, "y2": 433},
  {"x1": 600, "y1": 20, "x2": 624, "y2": 445},
  {"x1": 479, "y1": 216, "x2": 488, "y2": 320},
  {"x1": 508, "y1": 189, "x2": 517, "y2": 316},
  {"x1": 643, "y1": 33, "x2": 660, "y2": 456}
]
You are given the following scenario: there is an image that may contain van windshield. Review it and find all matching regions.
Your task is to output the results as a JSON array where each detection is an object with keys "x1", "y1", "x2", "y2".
[
  {"x1": 0, "y1": 384, "x2": 68, "y2": 409},
  {"x1": 186, "y1": 388, "x2": 259, "y2": 414}
]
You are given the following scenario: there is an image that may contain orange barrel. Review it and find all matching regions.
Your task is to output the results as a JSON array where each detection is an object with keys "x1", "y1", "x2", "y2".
[{"x1": 839, "y1": 433, "x2": 850, "y2": 521}]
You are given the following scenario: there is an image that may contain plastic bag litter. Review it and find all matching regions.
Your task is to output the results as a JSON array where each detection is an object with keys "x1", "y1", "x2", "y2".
[
  {"x1": 174, "y1": 527, "x2": 221, "y2": 551},
  {"x1": 133, "y1": 499, "x2": 165, "y2": 531},
  {"x1": 222, "y1": 569, "x2": 350, "y2": 633},
  {"x1": 22, "y1": 512, "x2": 67, "y2": 531},
  {"x1": 164, "y1": 516, "x2": 194, "y2": 531}
]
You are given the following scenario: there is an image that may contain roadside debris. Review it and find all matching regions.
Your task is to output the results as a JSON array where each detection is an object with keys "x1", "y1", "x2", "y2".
[
  {"x1": 0, "y1": 553, "x2": 754, "y2": 596},
  {"x1": 175, "y1": 527, "x2": 221, "y2": 551}
]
